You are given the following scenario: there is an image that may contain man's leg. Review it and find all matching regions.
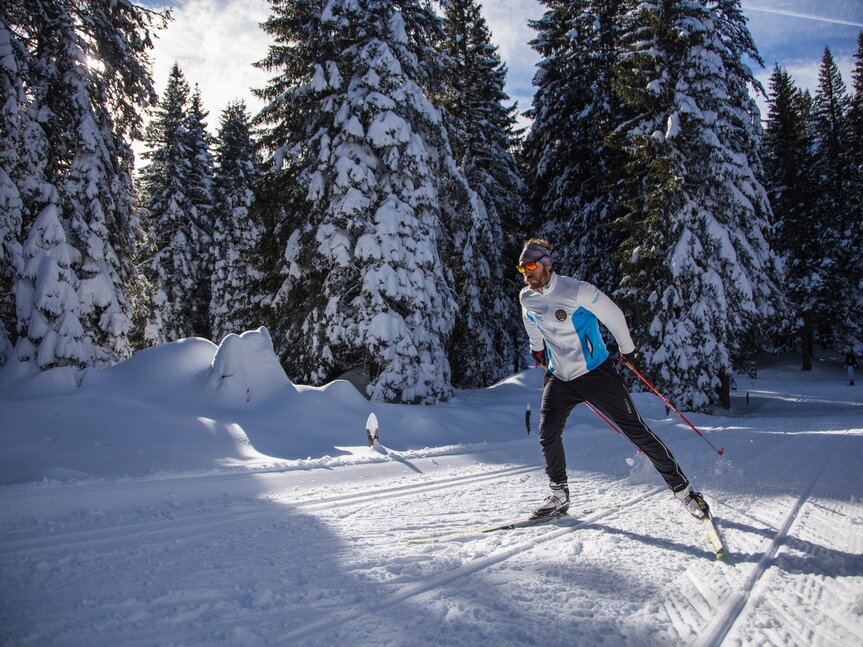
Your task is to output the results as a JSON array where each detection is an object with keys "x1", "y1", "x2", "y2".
[
  {"x1": 577, "y1": 360, "x2": 689, "y2": 492},
  {"x1": 538, "y1": 374, "x2": 583, "y2": 484}
]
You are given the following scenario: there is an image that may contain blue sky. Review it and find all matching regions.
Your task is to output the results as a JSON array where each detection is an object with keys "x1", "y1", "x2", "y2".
[
  {"x1": 743, "y1": 1, "x2": 862, "y2": 105},
  {"x1": 139, "y1": 0, "x2": 863, "y2": 135}
]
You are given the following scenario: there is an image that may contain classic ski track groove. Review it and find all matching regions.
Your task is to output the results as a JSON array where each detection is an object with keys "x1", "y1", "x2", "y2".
[
  {"x1": 278, "y1": 485, "x2": 668, "y2": 642},
  {"x1": 292, "y1": 464, "x2": 543, "y2": 512},
  {"x1": 0, "y1": 463, "x2": 543, "y2": 555},
  {"x1": 692, "y1": 455, "x2": 832, "y2": 647},
  {"x1": 0, "y1": 441, "x2": 545, "y2": 522}
]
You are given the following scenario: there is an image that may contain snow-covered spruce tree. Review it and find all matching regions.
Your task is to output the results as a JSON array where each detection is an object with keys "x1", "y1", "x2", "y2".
[
  {"x1": 851, "y1": 33, "x2": 863, "y2": 187},
  {"x1": 3, "y1": 0, "x2": 162, "y2": 372},
  {"x1": 183, "y1": 86, "x2": 215, "y2": 338},
  {"x1": 138, "y1": 63, "x2": 204, "y2": 345},
  {"x1": 762, "y1": 65, "x2": 821, "y2": 369},
  {"x1": 437, "y1": 0, "x2": 524, "y2": 384},
  {"x1": 14, "y1": 204, "x2": 90, "y2": 370},
  {"x1": 51, "y1": 11, "x2": 137, "y2": 366},
  {"x1": 255, "y1": 0, "x2": 468, "y2": 403},
  {"x1": 809, "y1": 47, "x2": 859, "y2": 355},
  {"x1": 210, "y1": 100, "x2": 261, "y2": 342},
  {"x1": 610, "y1": 0, "x2": 782, "y2": 410},
  {"x1": 846, "y1": 34, "x2": 863, "y2": 355},
  {"x1": 440, "y1": 0, "x2": 529, "y2": 238},
  {"x1": 523, "y1": 0, "x2": 629, "y2": 292},
  {"x1": 1, "y1": 11, "x2": 65, "y2": 367},
  {"x1": 0, "y1": 19, "x2": 31, "y2": 364}
]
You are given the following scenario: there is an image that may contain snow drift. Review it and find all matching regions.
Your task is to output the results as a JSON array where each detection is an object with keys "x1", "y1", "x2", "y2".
[{"x1": 0, "y1": 328, "x2": 527, "y2": 485}]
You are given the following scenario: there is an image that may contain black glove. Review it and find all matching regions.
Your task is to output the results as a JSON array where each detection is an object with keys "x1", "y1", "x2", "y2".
[
  {"x1": 531, "y1": 348, "x2": 546, "y2": 367},
  {"x1": 621, "y1": 348, "x2": 641, "y2": 368}
]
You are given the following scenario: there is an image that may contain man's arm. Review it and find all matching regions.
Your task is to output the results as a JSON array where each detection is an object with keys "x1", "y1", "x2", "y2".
[
  {"x1": 580, "y1": 283, "x2": 636, "y2": 354},
  {"x1": 521, "y1": 303, "x2": 545, "y2": 352}
]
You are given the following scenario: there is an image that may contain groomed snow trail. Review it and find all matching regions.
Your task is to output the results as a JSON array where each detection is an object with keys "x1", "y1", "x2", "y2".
[{"x1": 2, "y1": 390, "x2": 862, "y2": 645}]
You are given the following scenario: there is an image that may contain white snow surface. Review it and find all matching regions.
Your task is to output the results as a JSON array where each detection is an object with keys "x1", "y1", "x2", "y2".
[{"x1": 1, "y1": 331, "x2": 862, "y2": 645}]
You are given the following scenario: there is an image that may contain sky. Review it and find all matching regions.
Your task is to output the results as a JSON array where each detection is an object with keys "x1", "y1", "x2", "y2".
[{"x1": 136, "y1": 0, "x2": 863, "y2": 146}]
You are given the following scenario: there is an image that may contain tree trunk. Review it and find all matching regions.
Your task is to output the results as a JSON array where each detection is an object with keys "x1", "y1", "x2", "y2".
[
  {"x1": 801, "y1": 319, "x2": 813, "y2": 371},
  {"x1": 718, "y1": 368, "x2": 731, "y2": 409}
]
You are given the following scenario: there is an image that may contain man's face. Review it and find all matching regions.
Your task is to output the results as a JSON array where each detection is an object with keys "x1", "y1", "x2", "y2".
[{"x1": 519, "y1": 258, "x2": 551, "y2": 290}]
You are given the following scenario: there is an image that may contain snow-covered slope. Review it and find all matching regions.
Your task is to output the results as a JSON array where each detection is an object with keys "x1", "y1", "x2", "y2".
[
  {"x1": 0, "y1": 327, "x2": 527, "y2": 484},
  {"x1": 0, "y1": 334, "x2": 861, "y2": 645}
]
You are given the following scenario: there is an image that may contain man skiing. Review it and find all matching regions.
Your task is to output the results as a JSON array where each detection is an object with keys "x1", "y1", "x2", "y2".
[{"x1": 518, "y1": 238, "x2": 708, "y2": 520}]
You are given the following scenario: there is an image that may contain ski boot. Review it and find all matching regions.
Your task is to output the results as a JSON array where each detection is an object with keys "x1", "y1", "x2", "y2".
[
  {"x1": 531, "y1": 482, "x2": 570, "y2": 519},
  {"x1": 675, "y1": 485, "x2": 710, "y2": 519}
]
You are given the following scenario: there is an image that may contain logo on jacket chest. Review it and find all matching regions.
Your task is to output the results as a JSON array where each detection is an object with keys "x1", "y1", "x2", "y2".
[{"x1": 555, "y1": 309, "x2": 567, "y2": 322}]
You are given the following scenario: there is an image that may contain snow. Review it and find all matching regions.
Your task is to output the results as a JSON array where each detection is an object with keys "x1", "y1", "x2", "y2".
[
  {"x1": 206, "y1": 328, "x2": 292, "y2": 404},
  {"x1": 1, "y1": 334, "x2": 862, "y2": 645}
]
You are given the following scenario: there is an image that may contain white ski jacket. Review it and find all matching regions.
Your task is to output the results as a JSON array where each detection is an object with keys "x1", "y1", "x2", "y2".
[{"x1": 520, "y1": 273, "x2": 636, "y2": 381}]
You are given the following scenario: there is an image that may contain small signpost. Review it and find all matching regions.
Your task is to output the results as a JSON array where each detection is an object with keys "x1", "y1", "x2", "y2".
[{"x1": 366, "y1": 413, "x2": 379, "y2": 446}]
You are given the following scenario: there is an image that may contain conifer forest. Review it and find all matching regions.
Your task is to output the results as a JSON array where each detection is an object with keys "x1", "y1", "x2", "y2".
[{"x1": 2, "y1": 0, "x2": 862, "y2": 410}]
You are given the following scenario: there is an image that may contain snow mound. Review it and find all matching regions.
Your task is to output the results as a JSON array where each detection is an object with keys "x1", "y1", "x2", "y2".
[
  {"x1": 308, "y1": 379, "x2": 370, "y2": 406},
  {"x1": 83, "y1": 336, "x2": 218, "y2": 400},
  {"x1": 207, "y1": 327, "x2": 295, "y2": 404},
  {"x1": 0, "y1": 361, "x2": 79, "y2": 398}
]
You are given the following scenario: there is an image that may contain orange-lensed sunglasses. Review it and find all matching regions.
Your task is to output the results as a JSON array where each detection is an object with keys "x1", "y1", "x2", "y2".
[{"x1": 517, "y1": 258, "x2": 545, "y2": 273}]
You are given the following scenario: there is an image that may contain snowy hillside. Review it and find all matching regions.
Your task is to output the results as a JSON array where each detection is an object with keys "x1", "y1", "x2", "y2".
[{"x1": 1, "y1": 331, "x2": 861, "y2": 645}]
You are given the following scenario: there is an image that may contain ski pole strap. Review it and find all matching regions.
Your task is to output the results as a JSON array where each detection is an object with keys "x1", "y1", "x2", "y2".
[{"x1": 622, "y1": 361, "x2": 725, "y2": 457}]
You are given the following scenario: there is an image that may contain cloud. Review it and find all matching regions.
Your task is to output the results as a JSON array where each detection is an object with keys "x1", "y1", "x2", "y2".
[
  {"x1": 147, "y1": 0, "x2": 270, "y2": 120},
  {"x1": 136, "y1": 0, "x2": 860, "y2": 149},
  {"x1": 742, "y1": 1, "x2": 863, "y2": 28},
  {"x1": 479, "y1": 0, "x2": 543, "y2": 126},
  {"x1": 138, "y1": 0, "x2": 545, "y2": 139},
  {"x1": 480, "y1": 0, "x2": 542, "y2": 61}
]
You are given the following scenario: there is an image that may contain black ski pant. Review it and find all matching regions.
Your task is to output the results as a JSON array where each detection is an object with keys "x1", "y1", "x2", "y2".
[{"x1": 538, "y1": 358, "x2": 689, "y2": 492}]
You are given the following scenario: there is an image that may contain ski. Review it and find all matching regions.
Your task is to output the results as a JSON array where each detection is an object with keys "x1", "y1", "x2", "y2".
[
  {"x1": 406, "y1": 511, "x2": 571, "y2": 544},
  {"x1": 683, "y1": 490, "x2": 728, "y2": 561},
  {"x1": 703, "y1": 513, "x2": 728, "y2": 561}
]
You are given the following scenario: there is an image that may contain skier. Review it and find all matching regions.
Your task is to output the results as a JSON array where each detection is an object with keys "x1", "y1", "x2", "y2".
[
  {"x1": 518, "y1": 238, "x2": 708, "y2": 520},
  {"x1": 846, "y1": 353, "x2": 858, "y2": 386}
]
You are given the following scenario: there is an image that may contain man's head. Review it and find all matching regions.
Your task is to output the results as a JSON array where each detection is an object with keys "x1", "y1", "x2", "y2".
[{"x1": 518, "y1": 238, "x2": 553, "y2": 290}]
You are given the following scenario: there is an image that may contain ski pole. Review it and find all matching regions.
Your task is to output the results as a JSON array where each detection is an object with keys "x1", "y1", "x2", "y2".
[
  {"x1": 537, "y1": 364, "x2": 622, "y2": 440},
  {"x1": 621, "y1": 361, "x2": 725, "y2": 457},
  {"x1": 584, "y1": 402, "x2": 623, "y2": 436},
  {"x1": 539, "y1": 364, "x2": 630, "y2": 441},
  {"x1": 584, "y1": 402, "x2": 643, "y2": 453}
]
